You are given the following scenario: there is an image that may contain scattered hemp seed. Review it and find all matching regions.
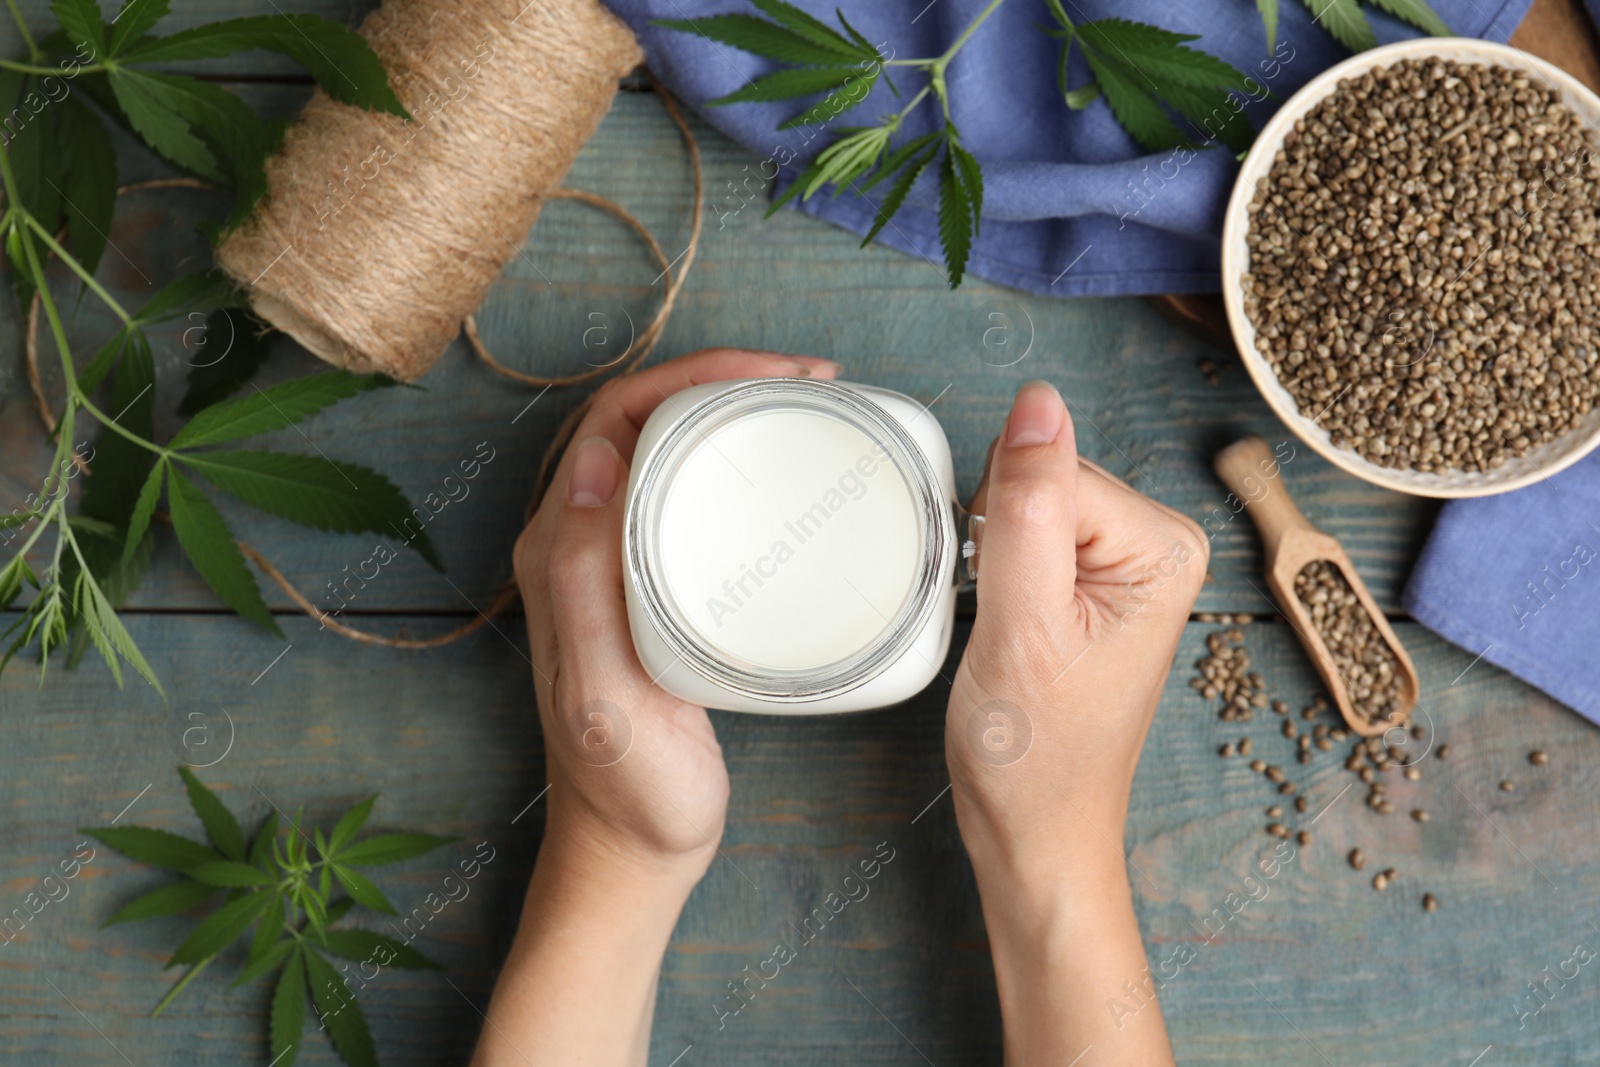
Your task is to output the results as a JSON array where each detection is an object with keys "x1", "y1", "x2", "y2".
[
  {"x1": 1530, "y1": 750, "x2": 1548, "y2": 766},
  {"x1": 1194, "y1": 628, "x2": 1265, "y2": 722},
  {"x1": 1301, "y1": 706, "x2": 1316, "y2": 721},
  {"x1": 1266, "y1": 765, "x2": 1286, "y2": 784},
  {"x1": 1279, "y1": 781, "x2": 1297, "y2": 795},
  {"x1": 1423, "y1": 893, "x2": 1439, "y2": 913},
  {"x1": 1295, "y1": 796, "x2": 1308, "y2": 814},
  {"x1": 1500, "y1": 779, "x2": 1516, "y2": 792},
  {"x1": 1377, "y1": 800, "x2": 1396, "y2": 815},
  {"x1": 1437, "y1": 744, "x2": 1451, "y2": 760},
  {"x1": 1240, "y1": 737, "x2": 1254, "y2": 756},
  {"x1": 1268, "y1": 823, "x2": 1289, "y2": 839},
  {"x1": 1349, "y1": 848, "x2": 1366, "y2": 870},
  {"x1": 1282, "y1": 720, "x2": 1298, "y2": 740},
  {"x1": 1244, "y1": 58, "x2": 1600, "y2": 474},
  {"x1": 1250, "y1": 759, "x2": 1266, "y2": 772},
  {"x1": 1267, "y1": 805, "x2": 1284, "y2": 819},
  {"x1": 1294, "y1": 562, "x2": 1403, "y2": 724},
  {"x1": 1220, "y1": 742, "x2": 1237, "y2": 758},
  {"x1": 1412, "y1": 809, "x2": 1430, "y2": 823},
  {"x1": 1383, "y1": 867, "x2": 1398, "y2": 881},
  {"x1": 1273, "y1": 700, "x2": 1290, "y2": 716},
  {"x1": 1404, "y1": 766, "x2": 1421, "y2": 781},
  {"x1": 1411, "y1": 725, "x2": 1426, "y2": 741},
  {"x1": 1373, "y1": 872, "x2": 1389, "y2": 891},
  {"x1": 1296, "y1": 830, "x2": 1311, "y2": 846}
]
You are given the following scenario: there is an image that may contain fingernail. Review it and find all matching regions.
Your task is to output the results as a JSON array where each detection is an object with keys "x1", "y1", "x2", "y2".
[
  {"x1": 1006, "y1": 381, "x2": 1065, "y2": 447},
  {"x1": 567, "y1": 436, "x2": 620, "y2": 507},
  {"x1": 790, "y1": 356, "x2": 842, "y2": 378}
]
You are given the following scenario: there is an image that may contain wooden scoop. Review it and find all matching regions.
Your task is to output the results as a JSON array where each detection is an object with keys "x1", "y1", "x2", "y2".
[{"x1": 1213, "y1": 437, "x2": 1419, "y2": 738}]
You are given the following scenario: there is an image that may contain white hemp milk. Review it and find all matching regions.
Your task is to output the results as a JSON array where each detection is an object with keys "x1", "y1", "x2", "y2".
[
  {"x1": 657, "y1": 407, "x2": 921, "y2": 671},
  {"x1": 624, "y1": 379, "x2": 966, "y2": 714}
]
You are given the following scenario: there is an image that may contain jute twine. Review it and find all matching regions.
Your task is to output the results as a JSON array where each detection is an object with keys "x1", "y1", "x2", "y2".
[
  {"x1": 216, "y1": 0, "x2": 642, "y2": 382},
  {"x1": 26, "y1": 71, "x2": 706, "y2": 650}
]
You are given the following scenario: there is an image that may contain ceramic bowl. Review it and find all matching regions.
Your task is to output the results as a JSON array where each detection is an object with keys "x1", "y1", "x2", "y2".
[{"x1": 1220, "y1": 37, "x2": 1600, "y2": 497}]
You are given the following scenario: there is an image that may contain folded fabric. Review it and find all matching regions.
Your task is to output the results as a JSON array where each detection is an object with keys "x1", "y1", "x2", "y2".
[
  {"x1": 1404, "y1": 450, "x2": 1600, "y2": 722},
  {"x1": 600, "y1": 0, "x2": 1533, "y2": 296}
]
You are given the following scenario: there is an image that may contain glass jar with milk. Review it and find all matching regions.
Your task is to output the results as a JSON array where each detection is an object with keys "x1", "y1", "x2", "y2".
[{"x1": 624, "y1": 378, "x2": 980, "y2": 713}]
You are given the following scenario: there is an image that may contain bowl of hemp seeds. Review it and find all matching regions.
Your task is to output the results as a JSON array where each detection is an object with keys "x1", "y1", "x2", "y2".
[{"x1": 1222, "y1": 38, "x2": 1600, "y2": 497}]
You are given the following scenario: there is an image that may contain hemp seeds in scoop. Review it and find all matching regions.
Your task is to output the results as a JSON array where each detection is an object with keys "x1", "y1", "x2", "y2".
[{"x1": 1244, "y1": 59, "x2": 1600, "y2": 473}]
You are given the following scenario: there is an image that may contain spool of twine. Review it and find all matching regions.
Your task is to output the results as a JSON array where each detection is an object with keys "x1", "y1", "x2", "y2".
[{"x1": 216, "y1": 0, "x2": 642, "y2": 381}]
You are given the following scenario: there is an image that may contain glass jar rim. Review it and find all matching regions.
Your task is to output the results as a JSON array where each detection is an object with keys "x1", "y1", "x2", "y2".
[{"x1": 624, "y1": 378, "x2": 955, "y2": 703}]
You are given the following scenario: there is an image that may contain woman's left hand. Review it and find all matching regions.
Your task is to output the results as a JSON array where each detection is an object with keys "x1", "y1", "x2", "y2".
[{"x1": 512, "y1": 348, "x2": 841, "y2": 878}]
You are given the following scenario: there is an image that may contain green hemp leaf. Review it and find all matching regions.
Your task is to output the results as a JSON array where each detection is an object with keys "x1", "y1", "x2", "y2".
[{"x1": 83, "y1": 769, "x2": 454, "y2": 1067}]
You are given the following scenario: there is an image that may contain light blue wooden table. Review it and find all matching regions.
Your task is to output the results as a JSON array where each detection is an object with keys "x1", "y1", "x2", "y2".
[{"x1": 4, "y1": 6, "x2": 1600, "y2": 1063}]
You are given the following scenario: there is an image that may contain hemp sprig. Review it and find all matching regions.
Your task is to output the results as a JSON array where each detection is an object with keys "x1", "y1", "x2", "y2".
[
  {"x1": 1, "y1": 0, "x2": 437, "y2": 692},
  {"x1": 658, "y1": 0, "x2": 1447, "y2": 287},
  {"x1": 1269, "y1": 0, "x2": 1449, "y2": 52},
  {"x1": 83, "y1": 768, "x2": 454, "y2": 1067}
]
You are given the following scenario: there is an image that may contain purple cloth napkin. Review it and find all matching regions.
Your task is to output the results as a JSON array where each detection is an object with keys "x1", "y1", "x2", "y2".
[
  {"x1": 1404, "y1": 450, "x2": 1600, "y2": 721},
  {"x1": 600, "y1": 0, "x2": 1533, "y2": 296}
]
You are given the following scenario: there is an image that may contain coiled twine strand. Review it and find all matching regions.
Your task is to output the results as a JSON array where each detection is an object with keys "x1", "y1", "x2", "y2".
[{"x1": 216, "y1": 0, "x2": 643, "y2": 381}]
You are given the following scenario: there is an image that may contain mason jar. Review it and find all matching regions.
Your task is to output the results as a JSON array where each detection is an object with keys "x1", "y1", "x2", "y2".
[{"x1": 623, "y1": 378, "x2": 980, "y2": 714}]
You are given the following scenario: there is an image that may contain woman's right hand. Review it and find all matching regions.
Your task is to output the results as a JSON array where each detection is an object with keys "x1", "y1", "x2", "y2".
[
  {"x1": 945, "y1": 380, "x2": 1206, "y2": 1066},
  {"x1": 947, "y1": 380, "x2": 1208, "y2": 863}
]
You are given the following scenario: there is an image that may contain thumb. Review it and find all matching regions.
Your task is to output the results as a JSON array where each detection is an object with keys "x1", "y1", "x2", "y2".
[{"x1": 974, "y1": 381, "x2": 1079, "y2": 636}]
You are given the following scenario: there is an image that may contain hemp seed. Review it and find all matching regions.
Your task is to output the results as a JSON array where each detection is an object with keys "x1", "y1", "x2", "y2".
[{"x1": 1294, "y1": 561, "x2": 1404, "y2": 725}]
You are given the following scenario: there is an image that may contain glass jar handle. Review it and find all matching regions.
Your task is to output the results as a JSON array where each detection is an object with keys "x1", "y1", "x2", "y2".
[{"x1": 953, "y1": 501, "x2": 984, "y2": 590}]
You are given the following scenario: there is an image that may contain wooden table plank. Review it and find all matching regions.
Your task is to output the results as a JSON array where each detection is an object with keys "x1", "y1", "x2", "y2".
[
  {"x1": 1, "y1": 86, "x2": 1435, "y2": 632},
  {"x1": 1, "y1": 614, "x2": 1594, "y2": 1064}
]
